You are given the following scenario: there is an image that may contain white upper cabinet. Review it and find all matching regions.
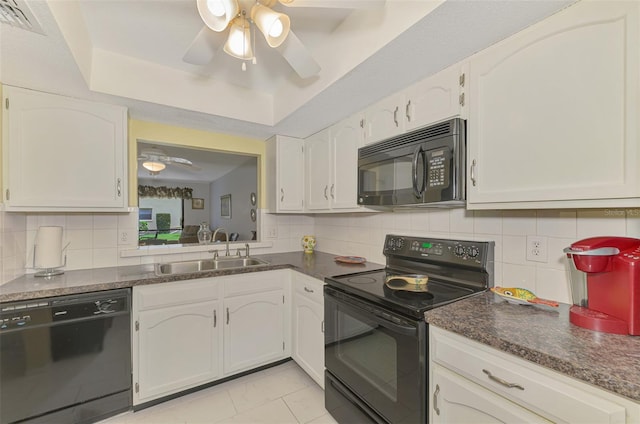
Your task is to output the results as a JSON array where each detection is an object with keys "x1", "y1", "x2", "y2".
[
  {"x1": 331, "y1": 114, "x2": 363, "y2": 209},
  {"x1": 467, "y1": 0, "x2": 640, "y2": 209},
  {"x1": 305, "y1": 128, "x2": 332, "y2": 211},
  {"x1": 266, "y1": 135, "x2": 305, "y2": 212},
  {"x1": 363, "y1": 92, "x2": 406, "y2": 145},
  {"x1": 406, "y1": 62, "x2": 468, "y2": 131},
  {"x1": 305, "y1": 115, "x2": 363, "y2": 211},
  {"x1": 362, "y1": 62, "x2": 467, "y2": 146},
  {"x1": 2, "y1": 86, "x2": 128, "y2": 211}
]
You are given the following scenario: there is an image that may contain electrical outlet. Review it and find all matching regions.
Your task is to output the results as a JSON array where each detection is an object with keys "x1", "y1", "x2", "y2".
[
  {"x1": 119, "y1": 230, "x2": 133, "y2": 245},
  {"x1": 267, "y1": 227, "x2": 278, "y2": 238},
  {"x1": 526, "y1": 235, "x2": 548, "y2": 263}
]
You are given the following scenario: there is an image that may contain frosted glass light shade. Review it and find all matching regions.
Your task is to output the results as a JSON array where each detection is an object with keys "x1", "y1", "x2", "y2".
[
  {"x1": 223, "y1": 19, "x2": 253, "y2": 59},
  {"x1": 197, "y1": 0, "x2": 239, "y2": 32},
  {"x1": 142, "y1": 161, "x2": 166, "y2": 172},
  {"x1": 251, "y1": 3, "x2": 290, "y2": 48}
]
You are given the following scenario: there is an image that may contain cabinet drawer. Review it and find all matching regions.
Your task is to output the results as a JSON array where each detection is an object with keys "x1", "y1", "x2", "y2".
[
  {"x1": 431, "y1": 327, "x2": 627, "y2": 423},
  {"x1": 135, "y1": 278, "x2": 220, "y2": 311},
  {"x1": 293, "y1": 272, "x2": 324, "y2": 304},
  {"x1": 223, "y1": 270, "x2": 289, "y2": 297}
]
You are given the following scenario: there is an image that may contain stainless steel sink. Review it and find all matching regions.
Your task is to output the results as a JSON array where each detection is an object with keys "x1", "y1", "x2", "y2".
[{"x1": 155, "y1": 257, "x2": 269, "y2": 275}]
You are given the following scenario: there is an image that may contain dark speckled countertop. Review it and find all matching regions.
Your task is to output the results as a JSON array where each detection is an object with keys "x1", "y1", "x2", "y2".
[
  {"x1": 426, "y1": 291, "x2": 640, "y2": 403},
  {"x1": 0, "y1": 251, "x2": 384, "y2": 302}
]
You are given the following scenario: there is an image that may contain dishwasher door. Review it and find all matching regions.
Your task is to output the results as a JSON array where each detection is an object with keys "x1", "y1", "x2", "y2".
[{"x1": 0, "y1": 289, "x2": 132, "y2": 424}]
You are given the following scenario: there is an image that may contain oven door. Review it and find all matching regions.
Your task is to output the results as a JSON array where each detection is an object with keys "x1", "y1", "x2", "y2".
[
  {"x1": 358, "y1": 143, "x2": 426, "y2": 206},
  {"x1": 324, "y1": 286, "x2": 427, "y2": 424}
]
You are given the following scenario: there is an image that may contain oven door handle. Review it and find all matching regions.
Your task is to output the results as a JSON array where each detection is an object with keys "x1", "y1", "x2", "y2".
[
  {"x1": 326, "y1": 290, "x2": 418, "y2": 337},
  {"x1": 412, "y1": 145, "x2": 425, "y2": 198}
]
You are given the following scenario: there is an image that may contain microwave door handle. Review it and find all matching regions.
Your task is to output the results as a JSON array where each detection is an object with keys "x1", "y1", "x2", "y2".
[{"x1": 412, "y1": 146, "x2": 425, "y2": 198}]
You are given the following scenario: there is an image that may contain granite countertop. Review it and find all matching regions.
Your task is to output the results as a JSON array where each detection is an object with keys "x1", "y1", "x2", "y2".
[
  {"x1": 0, "y1": 251, "x2": 384, "y2": 302},
  {"x1": 425, "y1": 291, "x2": 640, "y2": 403}
]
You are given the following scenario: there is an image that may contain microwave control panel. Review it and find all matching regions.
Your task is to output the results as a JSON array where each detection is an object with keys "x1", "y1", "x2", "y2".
[{"x1": 426, "y1": 149, "x2": 450, "y2": 189}]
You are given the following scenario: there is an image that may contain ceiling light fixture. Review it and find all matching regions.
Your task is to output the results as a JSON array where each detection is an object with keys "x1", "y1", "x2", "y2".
[
  {"x1": 142, "y1": 161, "x2": 166, "y2": 173},
  {"x1": 196, "y1": 0, "x2": 291, "y2": 70}
]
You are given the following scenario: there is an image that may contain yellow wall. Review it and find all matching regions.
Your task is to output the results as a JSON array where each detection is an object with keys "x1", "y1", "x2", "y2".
[{"x1": 129, "y1": 119, "x2": 266, "y2": 208}]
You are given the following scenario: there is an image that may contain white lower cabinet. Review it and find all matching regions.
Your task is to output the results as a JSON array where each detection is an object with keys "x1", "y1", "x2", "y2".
[
  {"x1": 432, "y1": 365, "x2": 549, "y2": 423},
  {"x1": 430, "y1": 327, "x2": 640, "y2": 424},
  {"x1": 291, "y1": 272, "x2": 324, "y2": 388},
  {"x1": 132, "y1": 270, "x2": 290, "y2": 405},
  {"x1": 136, "y1": 300, "x2": 221, "y2": 403},
  {"x1": 224, "y1": 290, "x2": 286, "y2": 374}
]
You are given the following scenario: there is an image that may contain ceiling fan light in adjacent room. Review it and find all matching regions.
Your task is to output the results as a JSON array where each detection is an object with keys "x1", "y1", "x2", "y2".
[
  {"x1": 197, "y1": 0, "x2": 239, "y2": 32},
  {"x1": 223, "y1": 18, "x2": 253, "y2": 59},
  {"x1": 251, "y1": 3, "x2": 290, "y2": 48},
  {"x1": 142, "y1": 161, "x2": 166, "y2": 172}
]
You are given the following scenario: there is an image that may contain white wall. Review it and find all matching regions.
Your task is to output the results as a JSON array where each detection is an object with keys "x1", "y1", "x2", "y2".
[
  {"x1": 210, "y1": 159, "x2": 257, "y2": 240},
  {"x1": 183, "y1": 182, "x2": 212, "y2": 227}
]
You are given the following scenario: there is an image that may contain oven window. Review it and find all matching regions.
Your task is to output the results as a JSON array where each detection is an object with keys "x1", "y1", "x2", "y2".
[{"x1": 335, "y1": 314, "x2": 398, "y2": 401}]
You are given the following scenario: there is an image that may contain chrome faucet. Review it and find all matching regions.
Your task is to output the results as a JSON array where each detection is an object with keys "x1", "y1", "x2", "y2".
[{"x1": 212, "y1": 228, "x2": 230, "y2": 256}]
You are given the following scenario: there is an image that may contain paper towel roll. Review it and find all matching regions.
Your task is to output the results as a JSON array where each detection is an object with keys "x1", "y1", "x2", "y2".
[{"x1": 35, "y1": 226, "x2": 64, "y2": 268}]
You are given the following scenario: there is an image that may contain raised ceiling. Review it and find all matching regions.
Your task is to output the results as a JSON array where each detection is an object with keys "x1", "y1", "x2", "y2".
[{"x1": 0, "y1": 0, "x2": 575, "y2": 140}]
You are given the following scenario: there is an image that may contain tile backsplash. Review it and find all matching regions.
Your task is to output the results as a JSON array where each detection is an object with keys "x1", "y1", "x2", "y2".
[{"x1": 2, "y1": 206, "x2": 640, "y2": 306}]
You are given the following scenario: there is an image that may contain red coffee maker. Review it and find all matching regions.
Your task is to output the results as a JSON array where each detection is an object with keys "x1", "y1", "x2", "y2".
[{"x1": 564, "y1": 236, "x2": 640, "y2": 335}]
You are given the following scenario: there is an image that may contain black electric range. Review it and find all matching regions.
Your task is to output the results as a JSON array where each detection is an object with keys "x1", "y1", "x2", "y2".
[{"x1": 324, "y1": 235, "x2": 494, "y2": 424}]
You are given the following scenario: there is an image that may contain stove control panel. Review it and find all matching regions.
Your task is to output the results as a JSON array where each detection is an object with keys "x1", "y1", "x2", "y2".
[{"x1": 384, "y1": 235, "x2": 494, "y2": 268}]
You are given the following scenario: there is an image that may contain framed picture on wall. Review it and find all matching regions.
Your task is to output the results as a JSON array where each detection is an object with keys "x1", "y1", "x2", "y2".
[
  {"x1": 192, "y1": 198, "x2": 204, "y2": 209},
  {"x1": 221, "y1": 194, "x2": 231, "y2": 219}
]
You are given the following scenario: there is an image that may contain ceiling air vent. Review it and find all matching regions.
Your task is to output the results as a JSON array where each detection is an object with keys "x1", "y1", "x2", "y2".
[{"x1": 0, "y1": 0, "x2": 44, "y2": 34}]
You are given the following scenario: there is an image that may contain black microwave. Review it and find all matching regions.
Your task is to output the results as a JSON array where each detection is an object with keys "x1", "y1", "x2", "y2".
[{"x1": 357, "y1": 118, "x2": 466, "y2": 207}]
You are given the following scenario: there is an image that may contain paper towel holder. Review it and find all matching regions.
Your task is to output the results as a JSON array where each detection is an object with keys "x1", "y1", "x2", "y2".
[{"x1": 33, "y1": 242, "x2": 69, "y2": 278}]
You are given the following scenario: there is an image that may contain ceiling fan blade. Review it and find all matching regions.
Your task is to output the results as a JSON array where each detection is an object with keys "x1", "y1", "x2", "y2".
[
  {"x1": 172, "y1": 162, "x2": 202, "y2": 171},
  {"x1": 280, "y1": 0, "x2": 385, "y2": 9},
  {"x1": 275, "y1": 30, "x2": 321, "y2": 79},
  {"x1": 183, "y1": 26, "x2": 225, "y2": 65},
  {"x1": 166, "y1": 156, "x2": 194, "y2": 166}
]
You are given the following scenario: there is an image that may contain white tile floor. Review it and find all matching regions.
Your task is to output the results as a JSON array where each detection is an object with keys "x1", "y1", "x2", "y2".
[{"x1": 99, "y1": 362, "x2": 338, "y2": 424}]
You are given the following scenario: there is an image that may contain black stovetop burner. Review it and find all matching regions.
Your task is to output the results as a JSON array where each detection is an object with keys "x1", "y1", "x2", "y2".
[
  {"x1": 327, "y1": 268, "x2": 477, "y2": 318},
  {"x1": 325, "y1": 235, "x2": 495, "y2": 319}
]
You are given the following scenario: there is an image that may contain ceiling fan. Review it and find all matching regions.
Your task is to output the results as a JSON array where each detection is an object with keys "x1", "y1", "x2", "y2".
[
  {"x1": 137, "y1": 147, "x2": 200, "y2": 175},
  {"x1": 183, "y1": 0, "x2": 386, "y2": 78}
]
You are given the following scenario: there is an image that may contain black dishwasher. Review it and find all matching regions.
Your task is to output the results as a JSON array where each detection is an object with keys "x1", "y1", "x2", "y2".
[{"x1": 0, "y1": 289, "x2": 132, "y2": 424}]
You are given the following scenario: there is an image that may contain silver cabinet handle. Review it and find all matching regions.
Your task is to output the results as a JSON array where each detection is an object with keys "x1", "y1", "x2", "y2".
[
  {"x1": 213, "y1": 309, "x2": 217, "y2": 327},
  {"x1": 330, "y1": 184, "x2": 335, "y2": 199},
  {"x1": 406, "y1": 100, "x2": 411, "y2": 122},
  {"x1": 470, "y1": 159, "x2": 477, "y2": 187},
  {"x1": 483, "y1": 369, "x2": 524, "y2": 390},
  {"x1": 459, "y1": 73, "x2": 465, "y2": 87},
  {"x1": 433, "y1": 384, "x2": 440, "y2": 415},
  {"x1": 393, "y1": 106, "x2": 399, "y2": 127},
  {"x1": 226, "y1": 307, "x2": 229, "y2": 325},
  {"x1": 280, "y1": 188, "x2": 284, "y2": 202},
  {"x1": 324, "y1": 185, "x2": 328, "y2": 200},
  {"x1": 116, "y1": 178, "x2": 122, "y2": 197},
  {"x1": 459, "y1": 93, "x2": 465, "y2": 106},
  {"x1": 321, "y1": 320, "x2": 324, "y2": 333},
  {"x1": 304, "y1": 287, "x2": 314, "y2": 293}
]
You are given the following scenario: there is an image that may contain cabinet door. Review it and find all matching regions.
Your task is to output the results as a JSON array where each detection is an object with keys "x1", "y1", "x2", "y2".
[
  {"x1": 266, "y1": 135, "x2": 304, "y2": 212},
  {"x1": 2, "y1": 86, "x2": 128, "y2": 211},
  {"x1": 292, "y1": 291, "x2": 324, "y2": 388},
  {"x1": 467, "y1": 1, "x2": 640, "y2": 208},
  {"x1": 224, "y1": 290, "x2": 285, "y2": 374},
  {"x1": 364, "y1": 92, "x2": 406, "y2": 145},
  {"x1": 305, "y1": 130, "x2": 331, "y2": 210},
  {"x1": 331, "y1": 115, "x2": 363, "y2": 209},
  {"x1": 135, "y1": 300, "x2": 220, "y2": 403},
  {"x1": 431, "y1": 365, "x2": 550, "y2": 424},
  {"x1": 406, "y1": 63, "x2": 465, "y2": 131}
]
